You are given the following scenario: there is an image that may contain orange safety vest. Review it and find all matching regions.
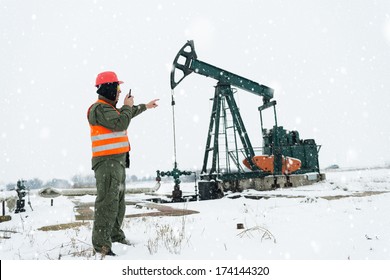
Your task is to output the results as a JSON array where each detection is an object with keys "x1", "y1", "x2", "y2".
[{"x1": 89, "y1": 100, "x2": 131, "y2": 157}]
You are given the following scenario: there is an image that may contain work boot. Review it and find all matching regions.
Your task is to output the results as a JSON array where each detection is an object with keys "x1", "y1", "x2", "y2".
[
  {"x1": 105, "y1": 250, "x2": 116, "y2": 256},
  {"x1": 94, "y1": 246, "x2": 117, "y2": 256}
]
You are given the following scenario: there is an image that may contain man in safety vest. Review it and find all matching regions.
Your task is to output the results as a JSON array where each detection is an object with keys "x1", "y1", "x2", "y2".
[{"x1": 88, "y1": 71, "x2": 158, "y2": 256}]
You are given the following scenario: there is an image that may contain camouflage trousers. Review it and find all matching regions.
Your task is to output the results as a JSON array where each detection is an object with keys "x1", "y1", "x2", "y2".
[{"x1": 92, "y1": 159, "x2": 126, "y2": 252}]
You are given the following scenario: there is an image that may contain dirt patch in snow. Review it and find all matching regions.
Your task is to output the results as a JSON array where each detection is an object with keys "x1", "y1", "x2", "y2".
[
  {"x1": 320, "y1": 191, "x2": 389, "y2": 200},
  {"x1": 73, "y1": 202, "x2": 199, "y2": 221},
  {"x1": 38, "y1": 222, "x2": 90, "y2": 231}
]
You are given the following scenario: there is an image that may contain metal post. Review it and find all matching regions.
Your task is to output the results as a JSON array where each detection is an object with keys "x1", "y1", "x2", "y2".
[{"x1": 201, "y1": 87, "x2": 219, "y2": 176}]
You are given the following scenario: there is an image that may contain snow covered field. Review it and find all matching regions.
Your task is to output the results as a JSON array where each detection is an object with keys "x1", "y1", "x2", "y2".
[
  {"x1": 1, "y1": 167, "x2": 389, "y2": 261},
  {"x1": 2, "y1": 167, "x2": 390, "y2": 279}
]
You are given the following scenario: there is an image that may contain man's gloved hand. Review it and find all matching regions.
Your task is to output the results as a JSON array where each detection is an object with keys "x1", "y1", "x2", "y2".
[{"x1": 124, "y1": 93, "x2": 134, "y2": 107}]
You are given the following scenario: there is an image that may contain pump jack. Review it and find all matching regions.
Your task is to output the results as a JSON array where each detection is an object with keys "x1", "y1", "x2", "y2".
[{"x1": 170, "y1": 41, "x2": 324, "y2": 200}]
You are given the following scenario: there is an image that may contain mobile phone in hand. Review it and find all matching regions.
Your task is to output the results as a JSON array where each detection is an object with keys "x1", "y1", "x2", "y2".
[{"x1": 128, "y1": 89, "x2": 132, "y2": 98}]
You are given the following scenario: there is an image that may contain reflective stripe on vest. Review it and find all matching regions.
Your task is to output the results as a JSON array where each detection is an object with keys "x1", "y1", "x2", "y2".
[{"x1": 89, "y1": 100, "x2": 130, "y2": 157}]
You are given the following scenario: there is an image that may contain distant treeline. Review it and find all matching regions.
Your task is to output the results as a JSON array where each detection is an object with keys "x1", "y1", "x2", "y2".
[{"x1": 3, "y1": 171, "x2": 199, "y2": 191}]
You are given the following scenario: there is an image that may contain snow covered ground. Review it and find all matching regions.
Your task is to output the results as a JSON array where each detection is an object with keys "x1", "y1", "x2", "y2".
[
  {"x1": 1, "y1": 167, "x2": 390, "y2": 279},
  {"x1": 1, "y1": 167, "x2": 389, "y2": 261}
]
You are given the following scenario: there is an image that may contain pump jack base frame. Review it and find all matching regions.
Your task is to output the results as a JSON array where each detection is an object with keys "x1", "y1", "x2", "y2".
[{"x1": 222, "y1": 173, "x2": 326, "y2": 193}]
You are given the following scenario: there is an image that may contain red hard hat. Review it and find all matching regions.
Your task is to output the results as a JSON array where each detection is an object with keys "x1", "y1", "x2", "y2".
[{"x1": 95, "y1": 71, "x2": 124, "y2": 87}]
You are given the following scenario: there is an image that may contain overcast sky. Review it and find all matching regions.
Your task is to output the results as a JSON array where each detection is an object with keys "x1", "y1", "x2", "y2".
[{"x1": 1, "y1": 0, "x2": 390, "y2": 184}]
